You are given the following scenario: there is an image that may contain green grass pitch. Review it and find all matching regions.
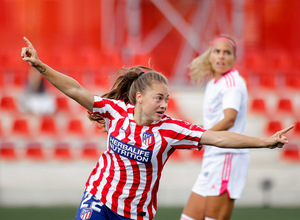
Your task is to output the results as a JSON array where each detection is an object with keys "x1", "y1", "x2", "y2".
[{"x1": 0, "y1": 206, "x2": 300, "y2": 219}]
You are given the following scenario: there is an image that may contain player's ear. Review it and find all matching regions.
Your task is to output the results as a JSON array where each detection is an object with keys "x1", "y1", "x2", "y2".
[{"x1": 136, "y1": 91, "x2": 143, "y2": 104}]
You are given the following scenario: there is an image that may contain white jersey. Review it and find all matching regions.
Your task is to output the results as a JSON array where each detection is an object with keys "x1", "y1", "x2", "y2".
[
  {"x1": 86, "y1": 95, "x2": 204, "y2": 220},
  {"x1": 203, "y1": 69, "x2": 248, "y2": 156}
]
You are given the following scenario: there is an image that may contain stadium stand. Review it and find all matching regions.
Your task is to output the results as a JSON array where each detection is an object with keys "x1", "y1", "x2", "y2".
[
  {"x1": 39, "y1": 116, "x2": 58, "y2": 138},
  {"x1": 66, "y1": 118, "x2": 85, "y2": 137},
  {"x1": 25, "y1": 141, "x2": 45, "y2": 160},
  {"x1": 53, "y1": 142, "x2": 73, "y2": 161},
  {"x1": 280, "y1": 143, "x2": 300, "y2": 162},
  {"x1": 265, "y1": 120, "x2": 283, "y2": 136},
  {"x1": 81, "y1": 142, "x2": 102, "y2": 160},
  {"x1": 276, "y1": 98, "x2": 294, "y2": 116},
  {"x1": 249, "y1": 98, "x2": 268, "y2": 115},
  {"x1": 285, "y1": 74, "x2": 300, "y2": 91},
  {"x1": 55, "y1": 96, "x2": 70, "y2": 114},
  {"x1": 11, "y1": 118, "x2": 31, "y2": 138},
  {"x1": 0, "y1": 141, "x2": 17, "y2": 160},
  {"x1": 0, "y1": 96, "x2": 18, "y2": 114},
  {"x1": 292, "y1": 121, "x2": 300, "y2": 138},
  {"x1": 0, "y1": 120, "x2": 3, "y2": 138}
]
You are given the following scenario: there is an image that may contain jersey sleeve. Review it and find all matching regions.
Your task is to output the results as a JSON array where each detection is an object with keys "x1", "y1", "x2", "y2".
[
  {"x1": 162, "y1": 119, "x2": 205, "y2": 150},
  {"x1": 222, "y1": 87, "x2": 243, "y2": 112},
  {"x1": 88, "y1": 95, "x2": 126, "y2": 120}
]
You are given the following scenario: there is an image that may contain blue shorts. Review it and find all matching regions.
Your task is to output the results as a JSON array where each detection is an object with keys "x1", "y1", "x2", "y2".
[{"x1": 75, "y1": 192, "x2": 132, "y2": 220}]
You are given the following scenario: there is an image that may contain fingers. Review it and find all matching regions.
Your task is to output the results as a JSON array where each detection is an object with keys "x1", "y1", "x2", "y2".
[
  {"x1": 23, "y1": 37, "x2": 33, "y2": 48},
  {"x1": 279, "y1": 125, "x2": 294, "y2": 136},
  {"x1": 21, "y1": 47, "x2": 29, "y2": 58},
  {"x1": 269, "y1": 142, "x2": 284, "y2": 149}
]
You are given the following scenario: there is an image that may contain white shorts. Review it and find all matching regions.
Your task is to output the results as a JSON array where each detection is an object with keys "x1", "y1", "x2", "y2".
[{"x1": 192, "y1": 153, "x2": 250, "y2": 199}]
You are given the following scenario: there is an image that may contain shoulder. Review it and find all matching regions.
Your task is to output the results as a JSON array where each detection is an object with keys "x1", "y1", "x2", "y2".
[
  {"x1": 93, "y1": 95, "x2": 129, "y2": 112},
  {"x1": 223, "y1": 69, "x2": 247, "y2": 90},
  {"x1": 159, "y1": 115, "x2": 204, "y2": 131}
]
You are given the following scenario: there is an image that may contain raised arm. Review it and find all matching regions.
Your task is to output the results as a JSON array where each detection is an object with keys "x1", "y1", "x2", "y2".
[
  {"x1": 21, "y1": 37, "x2": 94, "y2": 112},
  {"x1": 200, "y1": 125, "x2": 294, "y2": 149}
]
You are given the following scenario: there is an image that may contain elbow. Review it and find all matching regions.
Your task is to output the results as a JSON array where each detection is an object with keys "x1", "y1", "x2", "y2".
[{"x1": 225, "y1": 119, "x2": 235, "y2": 130}]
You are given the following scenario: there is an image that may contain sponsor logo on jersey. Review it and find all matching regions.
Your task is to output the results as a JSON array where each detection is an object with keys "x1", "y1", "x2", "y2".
[
  {"x1": 142, "y1": 132, "x2": 154, "y2": 145},
  {"x1": 120, "y1": 126, "x2": 129, "y2": 134},
  {"x1": 109, "y1": 135, "x2": 153, "y2": 163},
  {"x1": 80, "y1": 208, "x2": 92, "y2": 220}
]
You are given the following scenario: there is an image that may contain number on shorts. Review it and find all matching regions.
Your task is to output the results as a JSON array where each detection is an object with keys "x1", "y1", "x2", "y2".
[{"x1": 80, "y1": 193, "x2": 103, "y2": 213}]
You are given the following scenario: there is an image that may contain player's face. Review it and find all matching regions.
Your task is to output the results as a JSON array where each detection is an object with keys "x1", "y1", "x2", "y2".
[
  {"x1": 209, "y1": 39, "x2": 236, "y2": 75},
  {"x1": 137, "y1": 82, "x2": 169, "y2": 124}
]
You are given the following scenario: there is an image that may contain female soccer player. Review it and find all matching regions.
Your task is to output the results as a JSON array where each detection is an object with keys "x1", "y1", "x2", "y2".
[
  {"x1": 181, "y1": 36, "x2": 251, "y2": 220},
  {"x1": 21, "y1": 37, "x2": 292, "y2": 220}
]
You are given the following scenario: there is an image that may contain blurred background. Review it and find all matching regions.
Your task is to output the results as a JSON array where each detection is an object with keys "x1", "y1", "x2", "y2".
[{"x1": 1, "y1": 0, "x2": 300, "y2": 218}]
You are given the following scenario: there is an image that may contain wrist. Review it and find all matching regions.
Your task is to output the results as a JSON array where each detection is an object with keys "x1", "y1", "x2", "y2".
[
  {"x1": 260, "y1": 138, "x2": 270, "y2": 148},
  {"x1": 33, "y1": 61, "x2": 46, "y2": 74}
]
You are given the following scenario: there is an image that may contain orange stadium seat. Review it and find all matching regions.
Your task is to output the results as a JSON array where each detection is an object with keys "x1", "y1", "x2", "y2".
[
  {"x1": 265, "y1": 120, "x2": 283, "y2": 136},
  {"x1": 0, "y1": 96, "x2": 18, "y2": 114},
  {"x1": 12, "y1": 68, "x2": 28, "y2": 89},
  {"x1": 0, "y1": 69, "x2": 3, "y2": 89},
  {"x1": 53, "y1": 142, "x2": 72, "y2": 160},
  {"x1": 39, "y1": 116, "x2": 58, "y2": 137},
  {"x1": 276, "y1": 98, "x2": 294, "y2": 115},
  {"x1": 11, "y1": 118, "x2": 31, "y2": 137},
  {"x1": 280, "y1": 143, "x2": 300, "y2": 162},
  {"x1": 0, "y1": 120, "x2": 3, "y2": 138},
  {"x1": 67, "y1": 118, "x2": 85, "y2": 137},
  {"x1": 55, "y1": 96, "x2": 70, "y2": 114},
  {"x1": 259, "y1": 74, "x2": 276, "y2": 90},
  {"x1": 25, "y1": 142, "x2": 45, "y2": 160},
  {"x1": 249, "y1": 98, "x2": 267, "y2": 115},
  {"x1": 81, "y1": 142, "x2": 102, "y2": 160},
  {"x1": 285, "y1": 74, "x2": 300, "y2": 91},
  {"x1": 0, "y1": 142, "x2": 17, "y2": 160},
  {"x1": 292, "y1": 121, "x2": 300, "y2": 138}
]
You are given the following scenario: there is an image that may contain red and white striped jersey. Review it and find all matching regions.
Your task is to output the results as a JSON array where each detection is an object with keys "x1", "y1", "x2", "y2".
[{"x1": 85, "y1": 95, "x2": 204, "y2": 220}]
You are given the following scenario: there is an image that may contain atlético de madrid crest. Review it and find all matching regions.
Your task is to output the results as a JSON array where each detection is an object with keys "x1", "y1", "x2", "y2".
[
  {"x1": 80, "y1": 208, "x2": 92, "y2": 220},
  {"x1": 142, "y1": 132, "x2": 154, "y2": 145}
]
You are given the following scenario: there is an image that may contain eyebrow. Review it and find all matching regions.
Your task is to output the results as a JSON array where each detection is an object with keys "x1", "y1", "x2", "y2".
[
  {"x1": 213, "y1": 48, "x2": 232, "y2": 54},
  {"x1": 156, "y1": 93, "x2": 169, "y2": 98}
]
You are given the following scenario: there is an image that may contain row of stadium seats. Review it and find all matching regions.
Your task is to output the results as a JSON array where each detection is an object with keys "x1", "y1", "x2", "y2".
[
  {"x1": 2, "y1": 95, "x2": 300, "y2": 117},
  {"x1": 249, "y1": 97, "x2": 299, "y2": 117},
  {"x1": 1, "y1": 117, "x2": 300, "y2": 140},
  {"x1": 0, "y1": 117, "x2": 101, "y2": 138},
  {"x1": 1, "y1": 97, "x2": 300, "y2": 138},
  {"x1": 0, "y1": 140, "x2": 103, "y2": 161},
  {"x1": 1, "y1": 65, "x2": 300, "y2": 94},
  {"x1": 0, "y1": 93, "x2": 184, "y2": 115},
  {"x1": 1, "y1": 139, "x2": 299, "y2": 163},
  {"x1": 0, "y1": 95, "x2": 85, "y2": 116}
]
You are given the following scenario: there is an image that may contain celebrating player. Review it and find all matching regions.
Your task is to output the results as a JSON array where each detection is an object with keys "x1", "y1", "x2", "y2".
[{"x1": 21, "y1": 37, "x2": 292, "y2": 220}]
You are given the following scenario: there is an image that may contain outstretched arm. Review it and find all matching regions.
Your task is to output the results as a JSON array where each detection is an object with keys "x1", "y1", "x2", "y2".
[
  {"x1": 200, "y1": 125, "x2": 294, "y2": 149},
  {"x1": 21, "y1": 37, "x2": 94, "y2": 112}
]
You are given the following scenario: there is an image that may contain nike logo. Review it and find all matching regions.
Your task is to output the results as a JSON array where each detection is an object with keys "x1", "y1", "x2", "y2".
[{"x1": 121, "y1": 127, "x2": 129, "y2": 134}]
